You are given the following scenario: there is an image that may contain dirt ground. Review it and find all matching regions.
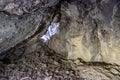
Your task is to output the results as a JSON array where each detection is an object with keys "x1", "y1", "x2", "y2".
[{"x1": 0, "y1": 42, "x2": 120, "y2": 80}]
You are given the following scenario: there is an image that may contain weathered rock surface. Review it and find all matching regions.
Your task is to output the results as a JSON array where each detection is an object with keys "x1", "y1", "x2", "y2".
[
  {"x1": 0, "y1": 42, "x2": 120, "y2": 80},
  {"x1": 1, "y1": 0, "x2": 120, "y2": 65},
  {"x1": 47, "y1": 0, "x2": 120, "y2": 64},
  {"x1": 0, "y1": 0, "x2": 119, "y2": 79},
  {"x1": 0, "y1": 0, "x2": 60, "y2": 55}
]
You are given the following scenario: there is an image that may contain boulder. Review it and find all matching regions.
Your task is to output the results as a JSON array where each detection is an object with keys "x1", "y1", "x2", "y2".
[
  {"x1": 47, "y1": 0, "x2": 120, "y2": 64},
  {"x1": 0, "y1": 0, "x2": 60, "y2": 54}
]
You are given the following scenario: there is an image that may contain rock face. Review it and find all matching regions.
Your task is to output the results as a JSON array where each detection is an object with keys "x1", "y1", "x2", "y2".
[
  {"x1": 1, "y1": 0, "x2": 120, "y2": 65},
  {"x1": 1, "y1": 43, "x2": 120, "y2": 80},
  {"x1": 47, "y1": 0, "x2": 120, "y2": 64},
  {"x1": 0, "y1": 0, "x2": 120, "y2": 79},
  {"x1": 0, "y1": 0, "x2": 59, "y2": 54}
]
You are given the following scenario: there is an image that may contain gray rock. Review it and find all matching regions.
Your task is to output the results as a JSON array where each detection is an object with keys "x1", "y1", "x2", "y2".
[
  {"x1": 0, "y1": 0, "x2": 60, "y2": 54},
  {"x1": 1, "y1": 0, "x2": 120, "y2": 65}
]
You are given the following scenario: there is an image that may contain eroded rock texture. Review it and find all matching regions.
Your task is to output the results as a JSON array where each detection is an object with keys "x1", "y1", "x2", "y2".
[
  {"x1": 47, "y1": 0, "x2": 120, "y2": 64},
  {"x1": 0, "y1": 0, "x2": 60, "y2": 55},
  {"x1": 0, "y1": 0, "x2": 120, "y2": 65},
  {"x1": 0, "y1": 42, "x2": 120, "y2": 80},
  {"x1": 0, "y1": 0, "x2": 120, "y2": 79}
]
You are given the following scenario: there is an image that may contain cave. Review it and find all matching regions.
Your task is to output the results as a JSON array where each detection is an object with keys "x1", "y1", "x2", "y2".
[{"x1": 0, "y1": 0, "x2": 120, "y2": 80}]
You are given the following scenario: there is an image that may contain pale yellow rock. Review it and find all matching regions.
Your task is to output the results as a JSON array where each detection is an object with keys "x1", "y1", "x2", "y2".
[
  {"x1": 67, "y1": 33, "x2": 120, "y2": 64},
  {"x1": 110, "y1": 68, "x2": 119, "y2": 74},
  {"x1": 67, "y1": 36, "x2": 92, "y2": 62}
]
